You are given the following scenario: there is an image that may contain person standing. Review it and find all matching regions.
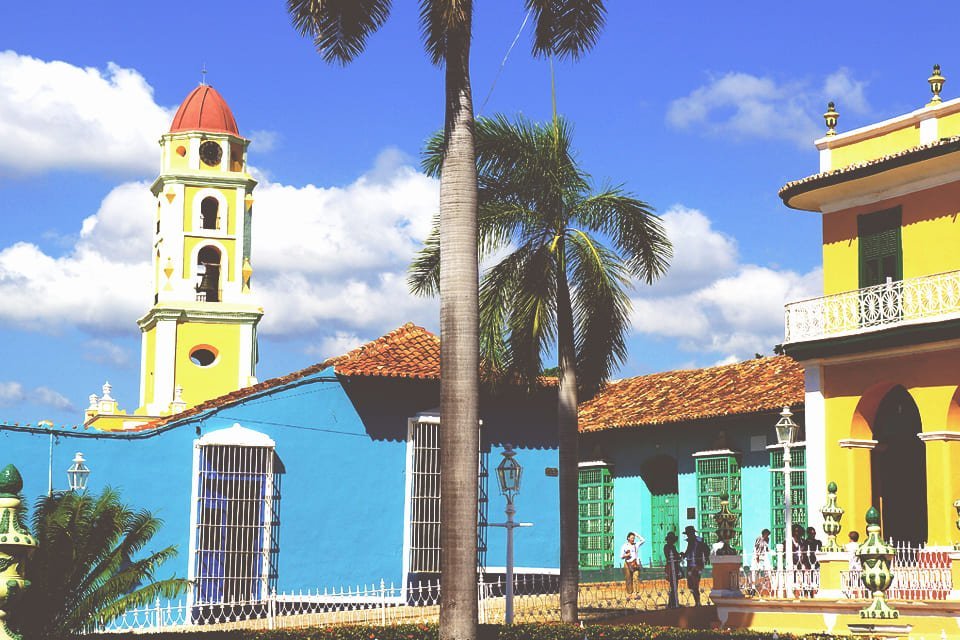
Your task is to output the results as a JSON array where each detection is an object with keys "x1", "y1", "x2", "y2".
[
  {"x1": 751, "y1": 529, "x2": 771, "y2": 593},
  {"x1": 682, "y1": 526, "x2": 709, "y2": 606},
  {"x1": 664, "y1": 531, "x2": 682, "y2": 608},
  {"x1": 845, "y1": 531, "x2": 861, "y2": 596},
  {"x1": 620, "y1": 532, "x2": 644, "y2": 594}
]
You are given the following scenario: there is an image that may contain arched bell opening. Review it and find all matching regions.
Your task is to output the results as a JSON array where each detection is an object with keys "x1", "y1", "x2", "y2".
[
  {"x1": 640, "y1": 454, "x2": 679, "y2": 566},
  {"x1": 870, "y1": 385, "x2": 926, "y2": 545},
  {"x1": 201, "y1": 197, "x2": 219, "y2": 230},
  {"x1": 196, "y1": 245, "x2": 222, "y2": 303}
]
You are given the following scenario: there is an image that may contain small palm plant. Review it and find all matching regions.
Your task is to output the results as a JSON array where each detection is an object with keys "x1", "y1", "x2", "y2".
[{"x1": 9, "y1": 488, "x2": 188, "y2": 639}]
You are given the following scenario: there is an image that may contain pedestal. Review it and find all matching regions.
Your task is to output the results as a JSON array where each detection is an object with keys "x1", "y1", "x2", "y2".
[
  {"x1": 815, "y1": 551, "x2": 850, "y2": 600},
  {"x1": 710, "y1": 554, "x2": 743, "y2": 599}
]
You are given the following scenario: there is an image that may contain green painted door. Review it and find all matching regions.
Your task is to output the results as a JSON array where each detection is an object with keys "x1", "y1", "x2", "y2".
[{"x1": 650, "y1": 492, "x2": 679, "y2": 567}]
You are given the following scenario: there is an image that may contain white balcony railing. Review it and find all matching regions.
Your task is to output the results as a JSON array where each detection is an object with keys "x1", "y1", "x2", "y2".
[{"x1": 784, "y1": 269, "x2": 960, "y2": 344}]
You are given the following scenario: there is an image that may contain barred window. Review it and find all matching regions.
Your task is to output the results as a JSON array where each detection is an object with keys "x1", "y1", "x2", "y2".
[
  {"x1": 190, "y1": 425, "x2": 283, "y2": 604},
  {"x1": 769, "y1": 445, "x2": 807, "y2": 549},
  {"x1": 407, "y1": 417, "x2": 488, "y2": 576},
  {"x1": 694, "y1": 453, "x2": 741, "y2": 552},
  {"x1": 578, "y1": 464, "x2": 614, "y2": 570}
]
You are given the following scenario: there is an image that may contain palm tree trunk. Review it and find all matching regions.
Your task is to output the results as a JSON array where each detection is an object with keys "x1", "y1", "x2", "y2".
[
  {"x1": 555, "y1": 252, "x2": 580, "y2": 623},
  {"x1": 439, "y1": 15, "x2": 479, "y2": 640}
]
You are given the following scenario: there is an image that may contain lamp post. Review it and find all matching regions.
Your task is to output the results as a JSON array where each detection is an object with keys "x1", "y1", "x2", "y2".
[
  {"x1": 774, "y1": 406, "x2": 799, "y2": 597},
  {"x1": 66, "y1": 452, "x2": 90, "y2": 492},
  {"x1": 491, "y1": 444, "x2": 532, "y2": 624}
]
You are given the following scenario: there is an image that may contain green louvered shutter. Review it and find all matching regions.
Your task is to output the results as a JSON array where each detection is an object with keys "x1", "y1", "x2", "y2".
[{"x1": 858, "y1": 208, "x2": 902, "y2": 288}]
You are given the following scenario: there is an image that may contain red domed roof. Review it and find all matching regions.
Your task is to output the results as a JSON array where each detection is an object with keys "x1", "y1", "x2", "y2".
[{"x1": 169, "y1": 85, "x2": 239, "y2": 135}]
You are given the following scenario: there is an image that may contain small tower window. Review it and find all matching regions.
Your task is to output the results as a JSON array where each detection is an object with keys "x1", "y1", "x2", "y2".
[
  {"x1": 190, "y1": 346, "x2": 219, "y2": 367},
  {"x1": 201, "y1": 197, "x2": 219, "y2": 230},
  {"x1": 196, "y1": 246, "x2": 221, "y2": 302}
]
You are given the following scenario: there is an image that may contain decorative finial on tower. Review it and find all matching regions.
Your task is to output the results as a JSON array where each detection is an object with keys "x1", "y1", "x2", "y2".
[
  {"x1": 824, "y1": 101, "x2": 839, "y2": 136},
  {"x1": 242, "y1": 258, "x2": 253, "y2": 293},
  {"x1": 101, "y1": 382, "x2": 113, "y2": 401},
  {"x1": 928, "y1": 64, "x2": 945, "y2": 106},
  {"x1": 200, "y1": 63, "x2": 208, "y2": 87}
]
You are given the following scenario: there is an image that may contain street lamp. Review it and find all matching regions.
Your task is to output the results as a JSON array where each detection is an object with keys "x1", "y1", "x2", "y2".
[
  {"x1": 67, "y1": 452, "x2": 90, "y2": 491},
  {"x1": 773, "y1": 406, "x2": 799, "y2": 596},
  {"x1": 491, "y1": 444, "x2": 532, "y2": 624}
]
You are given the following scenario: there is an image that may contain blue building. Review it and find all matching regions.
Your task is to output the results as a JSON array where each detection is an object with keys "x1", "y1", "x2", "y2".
[
  {"x1": 0, "y1": 324, "x2": 561, "y2": 603},
  {"x1": 575, "y1": 356, "x2": 806, "y2": 574}
]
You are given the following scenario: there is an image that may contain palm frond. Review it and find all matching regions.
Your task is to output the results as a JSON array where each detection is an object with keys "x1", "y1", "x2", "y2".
[
  {"x1": 419, "y1": 0, "x2": 472, "y2": 66},
  {"x1": 287, "y1": 0, "x2": 392, "y2": 65},
  {"x1": 565, "y1": 228, "x2": 632, "y2": 394},
  {"x1": 408, "y1": 219, "x2": 442, "y2": 297},
  {"x1": 572, "y1": 188, "x2": 671, "y2": 284},
  {"x1": 506, "y1": 241, "x2": 559, "y2": 384},
  {"x1": 525, "y1": 0, "x2": 607, "y2": 60}
]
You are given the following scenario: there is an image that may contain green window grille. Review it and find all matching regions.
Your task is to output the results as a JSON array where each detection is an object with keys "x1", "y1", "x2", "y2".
[
  {"x1": 769, "y1": 446, "x2": 807, "y2": 549},
  {"x1": 695, "y1": 455, "x2": 742, "y2": 553},
  {"x1": 578, "y1": 465, "x2": 614, "y2": 570},
  {"x1": 858, "y1": 208, "x2": 902, "y2": 288}
]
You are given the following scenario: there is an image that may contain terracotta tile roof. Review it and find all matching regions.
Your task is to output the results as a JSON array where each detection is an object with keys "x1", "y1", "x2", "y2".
[
  {"x1": 779, "y1": 136, "x2": 960, "y2": 206},
  {"x1": 335, "y1": 323, "x2": 440, "y2": 380},
  {"x1": 578, "y1": 356, "x2": 804, "y2": 433}
]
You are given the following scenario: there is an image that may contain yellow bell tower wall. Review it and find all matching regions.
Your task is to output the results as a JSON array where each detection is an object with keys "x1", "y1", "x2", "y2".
[{"x1": 174, "y1": 321, "x2": 244, "y2": 407}]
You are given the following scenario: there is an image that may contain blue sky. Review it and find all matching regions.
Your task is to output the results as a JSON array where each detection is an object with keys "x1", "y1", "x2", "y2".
[{"x1": 1, "y1": 1, "x2": 957, "y2": 425}]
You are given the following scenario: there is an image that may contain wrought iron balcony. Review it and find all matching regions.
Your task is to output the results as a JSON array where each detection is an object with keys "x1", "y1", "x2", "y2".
[{"x1": 784, "y1": 269, "x2": 960, "y2": 344}]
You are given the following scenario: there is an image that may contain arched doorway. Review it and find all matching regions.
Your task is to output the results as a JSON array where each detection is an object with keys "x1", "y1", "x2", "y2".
[
  {"x1": 871, "y1": 386, "x2": 926, "y2": 544},
  {"x1": 641, "y1": 455, "x2": 678, "y2": 567}
]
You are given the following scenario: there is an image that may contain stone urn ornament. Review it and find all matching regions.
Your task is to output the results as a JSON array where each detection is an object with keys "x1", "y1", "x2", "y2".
[
  {"x1": 0, "y1": 464, "x2": 37, "y2": 640},
  {"x1": 713, "y1": 493, "x2": 738, "y2": 556},
  {"x1": 856, "y1": 506, "x2": 898, "y2": 620},
  {"x1": 821, "y1": 481, "x2": 845, "y2": 552}
]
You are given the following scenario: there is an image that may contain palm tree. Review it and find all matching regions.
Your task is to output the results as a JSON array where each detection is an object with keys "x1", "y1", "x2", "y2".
[
  {"x1": 287, "y1": 2, "x2": 608, "y2": 634},
  {"x1": 410, "y1": 114, "x2": 671, "y2": 621},
  {"x1": 9, "y1": 488, "x2": 187, "y2": 639}
]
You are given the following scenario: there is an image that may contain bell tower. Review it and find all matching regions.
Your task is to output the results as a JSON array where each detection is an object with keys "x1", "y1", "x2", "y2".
[{"x1": 136, "y1": 84, "x2": 263, "y2": 415}]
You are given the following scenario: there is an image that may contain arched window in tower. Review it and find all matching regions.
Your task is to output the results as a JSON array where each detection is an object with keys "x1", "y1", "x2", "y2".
[
  {"x1": 196, "y1": 246, "x2": 222, "y2": 302},
  {"x1": 201, "y1": 197, "x2": 219, "y2": 230}
]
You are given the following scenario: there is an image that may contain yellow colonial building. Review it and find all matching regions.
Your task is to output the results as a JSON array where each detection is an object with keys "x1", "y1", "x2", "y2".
[
  {"x1": 779, "y1": 65, "x2": 960, "y2": 549},
  {"x1": 85, "y1": 85, "x2": 263, "y2": 431}
]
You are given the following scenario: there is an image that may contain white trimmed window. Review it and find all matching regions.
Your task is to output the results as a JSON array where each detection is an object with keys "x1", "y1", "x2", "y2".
[
  {"x1": 189, "y1": 424, "x2": 283, "y2": 604},
  {"x1": 406, "y1": 416, "x2": 487, "y2": 577}
]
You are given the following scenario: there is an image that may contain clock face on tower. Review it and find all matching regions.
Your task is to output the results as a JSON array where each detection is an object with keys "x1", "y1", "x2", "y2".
[{"x1": 199, "y1": 141, "x2": 223, "y2": 167}]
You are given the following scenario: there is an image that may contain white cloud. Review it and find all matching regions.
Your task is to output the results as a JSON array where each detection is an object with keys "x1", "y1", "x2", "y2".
[
  {"x1": 0, "y1": 51, "x2": 174, "y2": 176},
  {"x1": 666, "y1": 68, "x2": 870, "y2": 148},
  {"x1": 248, "y1": 130, "x2": 280, "y2": 153},
  {"x1": 0, "y1": 149, "x2": 439, "y2": 346},
  {"x1": 83, "y1": 339, "x2": 132, "y2": 367},
  {"x1": 0, "y1": 381, "x2": 74, "y2": 411},
  {"x1": 0, "y1": 382, "x2": 26, "y2": 405},
  {"x1": 306, "y1": 331, "x2": 367, "y2": 360},
  {"x1": 631, "y1": 206, "x2": 822, "y2": 361},
  {"x1": 33, "y1": 387, "x2": 74, "y2": 411}
]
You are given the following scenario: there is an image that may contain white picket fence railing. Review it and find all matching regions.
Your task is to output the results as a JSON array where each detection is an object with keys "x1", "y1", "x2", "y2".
[
  {"x1": 94, "y1": 571, "x2": 712, "y2": 633},
  {"x1": 739, "y1": 543, "x2": 953, "y2": 601}
]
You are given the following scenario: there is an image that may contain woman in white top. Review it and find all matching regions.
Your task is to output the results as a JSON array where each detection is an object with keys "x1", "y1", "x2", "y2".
[{"x1": 620, "y1": 531, "x2": 645, "y2": 593}]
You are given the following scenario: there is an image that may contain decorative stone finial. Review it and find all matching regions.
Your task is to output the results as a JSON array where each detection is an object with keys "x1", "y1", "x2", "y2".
[
  {"x1": 88, "y1": 393, "x2": 99, "y2": 410},
  {"x1": 824, "y1": 102, "x2": 839, "y2": 136},
  {"x1": 0, "y1": 465, "x2": 23, "y2": 498},
  {"x1": 928, "y1": 64, "x2": 945, "y2": 106},
  {"x1": 713, "y1": 492, "x2": 738, "y2": 556},
  {"x1": 101, "y1": 381, "x2": 113, "y2": 401},
  {"x1": 821, "y1": 481, "x2": 845, "y2": 551},
  {"x1": 0, "y1": 463, "x2": 37, "y2": 638},
  {"x1": 857, "y1": 506, "x2": 898, "y2": 619}
]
